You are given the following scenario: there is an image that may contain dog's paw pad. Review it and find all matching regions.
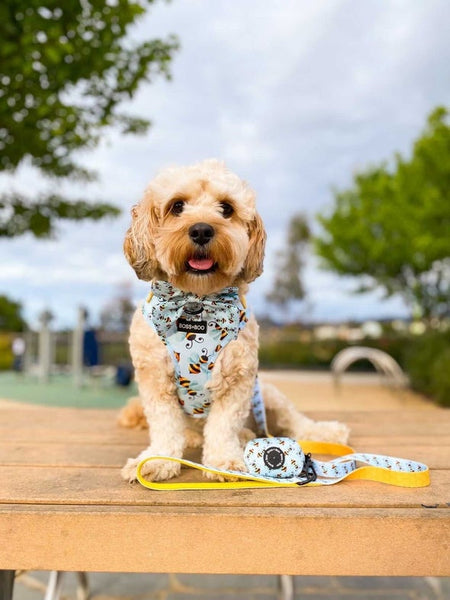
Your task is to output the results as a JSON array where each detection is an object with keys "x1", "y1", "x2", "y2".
[
  {"x1": 202, "y1": 458, "x2": 247, "y2": 482},
  {"x1": 121, "y1": 457, "x2": 141, "y2": 483},
  {"x1": 121, "y1": 456, "x2": 181, "y2": 483}
]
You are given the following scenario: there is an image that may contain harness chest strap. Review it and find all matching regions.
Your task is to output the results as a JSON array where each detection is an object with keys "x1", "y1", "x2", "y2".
[{"x1": 142, "y1": 281, "x2": 268, "y2": 434}]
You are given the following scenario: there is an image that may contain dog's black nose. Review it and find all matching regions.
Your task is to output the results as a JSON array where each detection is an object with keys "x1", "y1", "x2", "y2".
[{"x1": 189, "y1": 222, "x2": 215, "y2": 245}]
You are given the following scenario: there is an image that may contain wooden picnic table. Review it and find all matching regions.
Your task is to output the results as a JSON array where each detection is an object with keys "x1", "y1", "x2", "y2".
[{"x1": 0, "y1": 397, "x2": 449, "y2": 579}]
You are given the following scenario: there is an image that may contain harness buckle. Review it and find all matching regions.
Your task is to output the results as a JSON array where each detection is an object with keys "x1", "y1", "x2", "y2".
[
  {"x1": 184, "y1": 301, "x2": 203, "y2": 315},
  {"x1": 296, "y1": 453, "x2": 317, "y2": 486}
]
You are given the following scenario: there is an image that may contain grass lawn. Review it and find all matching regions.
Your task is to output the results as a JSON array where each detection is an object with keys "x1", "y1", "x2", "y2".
[{"x1": 0, "y1": 371, "x2": 136, "y2": 409}]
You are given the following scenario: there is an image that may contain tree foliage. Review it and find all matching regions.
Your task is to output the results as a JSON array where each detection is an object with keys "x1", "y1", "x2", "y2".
[
  {"x1": 0, "y1": 295, "x2": 27, "y2": 331},
  {"x1": 315, "y1": 107, "x2": 450, "y2": 321},
  {"x1": 0, "y1": 0, "x2": 178, "y2": 237},
  {"x1": 0, "y1": 192, "x2": 120, "y2": 237},
  {"x1": 266, "y1": 214, "x2": 311, "y2": 311}
]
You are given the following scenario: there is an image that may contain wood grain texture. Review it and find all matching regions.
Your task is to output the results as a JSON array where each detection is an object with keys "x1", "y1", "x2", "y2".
[
  {"x1": 0, "y1": 441, "x2": 447, "y2": 468},
  {"x1": 0, "y1": 403, "x2": 448, "y2": 575},
  {"x1": 0, "y1": 466, "x2": 448, "y2": 508},
  {"x1": 0, "y1": 505, "x2": 448, "y2": 576}
]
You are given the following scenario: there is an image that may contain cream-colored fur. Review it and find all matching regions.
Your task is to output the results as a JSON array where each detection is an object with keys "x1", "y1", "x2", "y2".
[{"x1": 120, "y1": 159, "x2": 349, "y2": 482}]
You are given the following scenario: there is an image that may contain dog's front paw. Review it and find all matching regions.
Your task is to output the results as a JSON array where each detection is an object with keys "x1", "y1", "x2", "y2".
[
  {"x1": 121, "y1": 454, "x2": 181, "y2": 483},
  {"x1": 202, "y1": 455, "x2": 247, "y2": 482},
  {"x1": 316, "y1": 421, "x2": 351, "y2": 445},
  {"x1": 334, "y1": 422, "x2": 351, "y2": 444}
]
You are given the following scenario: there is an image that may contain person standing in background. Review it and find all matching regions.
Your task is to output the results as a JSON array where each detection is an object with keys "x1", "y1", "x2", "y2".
[{"x1": 12, "y1": 336, "x2": 25, "y2": 373}]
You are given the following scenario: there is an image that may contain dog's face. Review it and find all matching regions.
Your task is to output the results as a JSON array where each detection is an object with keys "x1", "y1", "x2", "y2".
[{"x1": 124, "y1": 160, "x2": 266, "y2": 295}]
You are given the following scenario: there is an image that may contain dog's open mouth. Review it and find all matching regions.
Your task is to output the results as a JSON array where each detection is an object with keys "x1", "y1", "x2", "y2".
[{"x1": 186, "y1": 255, "x2": 218, "y2": 275}]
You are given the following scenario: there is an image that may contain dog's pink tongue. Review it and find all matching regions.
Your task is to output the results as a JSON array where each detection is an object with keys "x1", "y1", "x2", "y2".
[{"x1": 188, "y1": 257, "x2": 214, "y2": 271}]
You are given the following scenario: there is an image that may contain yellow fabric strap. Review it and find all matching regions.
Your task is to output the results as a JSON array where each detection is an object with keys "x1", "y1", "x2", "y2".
[
  {"x1": 344, "y1": 465, "x2": 430, "y2": 488},
  {"x1": 137, "y1": 455, "x2": 302, "y2": 490},
  {"x1": 136, "y1": 440, "x2": 430, "y2": 490}
]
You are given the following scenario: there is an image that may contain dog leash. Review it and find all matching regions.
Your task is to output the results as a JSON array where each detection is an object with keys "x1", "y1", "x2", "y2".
[{"x1": 136, "y1": 438, "x2": 430, "y2": 490}]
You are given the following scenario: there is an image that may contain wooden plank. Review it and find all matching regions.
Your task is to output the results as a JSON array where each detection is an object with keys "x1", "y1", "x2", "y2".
[
  {"x1": 0, "y1": 465, "x2": 446, "y2": 509},
  {"x1": 0, "y1": 504, "x2": 448, "y2": 576},
  {"x1": 0, "y1": 408, "x2": 146, "y2": 445},
  {"x1": 0, "y1": 442, "x2": 143, "y2": 467},
  {"x1": 1, "y1": 408, "x2": 449, "y2": 443},
  {"x1": 0, "y1": 441, "x2": 448, "y2": 469},
  {"x1": 260, "y1": 372, "x2": 437, "y2": 411},
  {"x1": 350, "y1": 435, "x2": 450, "y2": 448},
  {"x1": 1, "y1": 406, "x2": 448, "y2": 431}
]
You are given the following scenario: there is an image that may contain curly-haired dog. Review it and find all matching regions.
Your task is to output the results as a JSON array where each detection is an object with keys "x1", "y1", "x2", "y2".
[{"x1": 120, "y1": 159, "x2": 349, "y2": 482}]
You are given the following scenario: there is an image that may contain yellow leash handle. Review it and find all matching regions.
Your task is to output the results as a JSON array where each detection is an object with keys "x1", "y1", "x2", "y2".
[{"x1": 136, "y1": 455, "x2": 303, "y2": 490}]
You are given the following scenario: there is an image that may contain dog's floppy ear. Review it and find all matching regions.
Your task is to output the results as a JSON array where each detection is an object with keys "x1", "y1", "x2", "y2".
[
  {"x1": 123, "y1": 197, "x2": 159, "y2": 281},
  {"x1": 241, "y1": 212, "x2": 266, "y2": 283}
]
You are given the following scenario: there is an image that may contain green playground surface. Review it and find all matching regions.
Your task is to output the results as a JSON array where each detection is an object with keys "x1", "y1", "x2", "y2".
[{"x1": 0, "y1": 371, "x2": 137, "y2": 408}]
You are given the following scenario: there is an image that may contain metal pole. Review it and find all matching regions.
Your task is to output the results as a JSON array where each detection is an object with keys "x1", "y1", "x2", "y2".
[
  {"x1": 278, "y1": 575, "x2": 294, "y2": 600},
  {"x1": 73, "y1": 306, "x2": 87, "y2": 388},
  {"x1": 0, "y1": 571, "x2": 15, "y2": 600},
  {"x1": 38, "y1": 310, "x2": 53, "y2": 383},
  {"x1": 76, "y1": 572, "x2": 89, "y2": 600},
  {"x1": 23, "y1": 328, "x2": 33, "y2": 374},
  {"x1": 44, "y1": 571, "x2": 64, "y2": 600}
]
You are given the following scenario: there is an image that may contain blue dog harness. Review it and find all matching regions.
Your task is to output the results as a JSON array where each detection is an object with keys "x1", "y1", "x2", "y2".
[{"x1": 142, "y1": 281, "x2": 267, "y2": 432}]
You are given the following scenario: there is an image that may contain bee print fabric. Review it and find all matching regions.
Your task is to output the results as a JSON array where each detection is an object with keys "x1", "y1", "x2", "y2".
[
  {"x1": 142, "y1": 280, "x2": 264, "y2": 426},
  {"x1": 136, "y1": 437, "x2": 430, "y2": 489},
  {"x1": 241, "y1": 438, "x2": 430, "y2": 486}
]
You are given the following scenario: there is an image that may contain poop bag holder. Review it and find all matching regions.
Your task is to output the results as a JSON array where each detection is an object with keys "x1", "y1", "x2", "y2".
[
  {"x1": 243, "y1": 437, "x2": 316, "y2": 483},
  {"x1": 136, "y1": 437, "x2": 430, "y2": 490}
]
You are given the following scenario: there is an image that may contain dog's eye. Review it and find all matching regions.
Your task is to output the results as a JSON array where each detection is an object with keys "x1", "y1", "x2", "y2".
[
  {"x1": 170, "y1": 200, "x2": 185, "y2": 216},
  {"x1": 220, "y1": 201, "x2": 234, "y2": 218}
]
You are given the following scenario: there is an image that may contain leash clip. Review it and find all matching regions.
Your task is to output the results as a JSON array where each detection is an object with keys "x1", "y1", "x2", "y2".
[{"x1": 297, "y1": 453, "x2": 317, "y2": 486}]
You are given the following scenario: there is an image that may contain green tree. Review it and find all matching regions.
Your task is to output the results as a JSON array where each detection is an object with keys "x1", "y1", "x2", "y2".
[
  {"x1": 0, "y1": 295, "x2": 27, "y2": 331},
  {"x1": 266, "y1": 214, "x2": 311, "y2": 314},
  {"x1": 0, "y1": 0, "x2": 178, "y2": 237},
  {"x1": 315, "y1": 107, "x2": 450, "y2": 321}
]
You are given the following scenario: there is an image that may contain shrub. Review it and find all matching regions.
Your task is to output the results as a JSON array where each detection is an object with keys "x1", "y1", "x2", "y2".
[
  {"x1": 0, "y1": 333, "x2": 13, "y2": 370},
  {"x1": 259, "y1": 327, "x2": 450, "y2": 407},
  {"x1": 403, "y1": 330, "x2": 450, "y2": 407}
]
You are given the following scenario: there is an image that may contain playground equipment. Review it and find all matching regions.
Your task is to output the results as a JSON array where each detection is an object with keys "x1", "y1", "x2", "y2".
[
  {"x1": 32, "y1": 305, "x2": 95, "y2": 387},
  {"x1": 37, "y1": 310, "x2": 54, "y2": 383},
  {"x1": 331, "y1": 346, "x2": 409, "y2": 388},
  {"x1": 72, "y1": 306, "x2": 87, "y2": 388}
]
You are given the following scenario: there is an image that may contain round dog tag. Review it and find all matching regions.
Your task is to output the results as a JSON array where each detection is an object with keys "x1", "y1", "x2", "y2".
[{"x1": 184, "y1": 301, "x2": 203, "y2": 315}]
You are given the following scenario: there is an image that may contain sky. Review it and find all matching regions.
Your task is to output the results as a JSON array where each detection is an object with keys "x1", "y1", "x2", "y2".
[{"x1": 1, "y1": 0, "x2": 449, "y2": 329}]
